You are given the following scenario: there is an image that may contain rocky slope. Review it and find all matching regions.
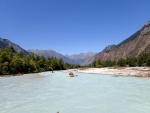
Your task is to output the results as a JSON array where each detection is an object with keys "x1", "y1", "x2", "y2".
[
  {"x1": 102, "y1": 45, "x2": 116, "y2": 53},
  {"x1": 0, "y1": 38, "x2": 29, "y2": 55},
  {"x1": 80, "y1": 54, "x2": 96, "y2": 66},
  {"x1": 95, "y1": 21, "x2": 150, "y2": 61}
]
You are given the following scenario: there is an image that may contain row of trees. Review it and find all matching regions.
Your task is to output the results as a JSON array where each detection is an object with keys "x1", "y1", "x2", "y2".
[
  {"x1": 90, "y1": 53, "x2": 150, "y2": 68},
  {"x1": 0, "y1": 46, "x2": 80, "y2": 75}
]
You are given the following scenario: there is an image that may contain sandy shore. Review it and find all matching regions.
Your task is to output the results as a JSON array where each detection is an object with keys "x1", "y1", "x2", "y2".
[
  {"x1": 70, "y1": 67, "x2": 150, "y2": 77},
  {"x1": 0, "y1": 73, "x2": 47, "y2": 79}
]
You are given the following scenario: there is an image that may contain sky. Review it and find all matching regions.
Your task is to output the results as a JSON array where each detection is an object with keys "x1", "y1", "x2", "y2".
[{"x1": 0, "y1": 0, "x2": 150, "y2": 55}]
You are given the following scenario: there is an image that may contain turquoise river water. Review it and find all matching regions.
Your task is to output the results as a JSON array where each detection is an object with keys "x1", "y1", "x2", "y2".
[{"x1": 0, "y1": 71, "x2": 150, "y2": 113}]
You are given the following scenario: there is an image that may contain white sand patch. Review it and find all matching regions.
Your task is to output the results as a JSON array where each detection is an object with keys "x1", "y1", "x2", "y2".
[{"x1": 69, "y1": 67, "x2": 150, "y2": 77}]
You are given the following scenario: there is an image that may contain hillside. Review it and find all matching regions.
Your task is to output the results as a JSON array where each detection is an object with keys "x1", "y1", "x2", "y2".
[
  {"x1": 0, "y1": 38, "x2": 29, "y2": 55},
  {"x1": 80, "y1": 55, "x2": 96, "y2": 66},
  {"x1": 95, "y1": 21, "x2": 150, "y2": 61}
]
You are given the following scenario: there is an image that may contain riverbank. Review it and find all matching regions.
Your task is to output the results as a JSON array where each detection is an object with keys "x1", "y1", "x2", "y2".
[
  {"x1": 71, "y1": 67, "x2": 150, "y2": 77},
  {"x1": 0, "y1": 73, "x2": 23, "y2": 78}
]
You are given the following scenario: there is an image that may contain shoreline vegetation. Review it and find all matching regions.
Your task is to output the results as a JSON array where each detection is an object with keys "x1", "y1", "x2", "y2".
[{"x1": 68, "y1": 67, "x2": 150, "y2": 77}]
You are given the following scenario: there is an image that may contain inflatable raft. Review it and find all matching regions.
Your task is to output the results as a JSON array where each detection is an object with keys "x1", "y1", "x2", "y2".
[{"x1": 68, "y1": 71, "x2": 74, "y2": 77}]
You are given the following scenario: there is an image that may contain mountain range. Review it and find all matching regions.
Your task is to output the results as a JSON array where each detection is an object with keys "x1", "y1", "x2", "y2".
[
  {"x1": 0, "y1": 38, "x2": 97, "y2": 65},
  {"x1": 0, "y1": 21, "x2": 150, "y2": 65},
  {"x1": 28, "y1": 49, "x2": 97, "y2": 65}
]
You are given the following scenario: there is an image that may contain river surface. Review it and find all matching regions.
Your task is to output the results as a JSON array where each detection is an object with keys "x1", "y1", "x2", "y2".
[{"x1": 0, "y1": 71, "x2": 150, "y2": 113}]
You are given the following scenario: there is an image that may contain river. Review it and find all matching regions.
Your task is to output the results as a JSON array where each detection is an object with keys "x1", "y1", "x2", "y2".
[{"x1": 0, "y1": 71, "x2": 150, "y2": 113}]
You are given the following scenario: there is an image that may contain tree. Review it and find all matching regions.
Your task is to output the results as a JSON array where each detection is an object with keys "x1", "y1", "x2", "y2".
[
  {"x1": 137, "y1": 56, "x2": 143, "y2": 66},
  {"x1": 146, "y1": 55, "x2": 150, "y2": 66},
  {"x1": 58, "y1": 58, "x2": 65, "y2": 70},
  {"x1": 0, "y1": 46, "x2": 15, "y2": 74},
  {"x1": 126, "y1": 57, "x2": 137, "y2": 67},
  {"x1": 95, "y1": 59, "x2": 102, "y2": 68},
  {"x1": 91, "y1": 60, "x2": 96, "y2": 67},
  {"x1": 117, "y1": 58, "x2": 126, "y2": 67}
]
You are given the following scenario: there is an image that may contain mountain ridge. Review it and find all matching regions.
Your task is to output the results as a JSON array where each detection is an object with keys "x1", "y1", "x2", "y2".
[
  {"x1": 95, "y1": 21, "x2": 150, "y2": 61},
  {"x1": 0, "y1": 38, "x2": 29, "y2": 55},
  {"x1": 28, "y1": 49, "x2": 97, "y2": 65},
  {"x1": 28, "y1": 49, "x2": 76, "y2": 64}
]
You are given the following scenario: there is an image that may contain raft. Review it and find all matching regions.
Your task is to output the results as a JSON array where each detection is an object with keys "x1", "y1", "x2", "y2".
[{"x1": 68, "y1": 72, "x2": 74, "y2": 77}]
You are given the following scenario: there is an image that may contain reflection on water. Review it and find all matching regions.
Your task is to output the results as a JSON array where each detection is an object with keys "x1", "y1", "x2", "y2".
[{"x1": 0, "y1": 71, "x2": 150, "y2": 113}]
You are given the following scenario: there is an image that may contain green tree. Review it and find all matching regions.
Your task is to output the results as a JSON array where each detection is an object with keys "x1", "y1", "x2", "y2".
[
  {"x1": 58, "y1": 58, "x2": 65, "y2": 70},
  {"x1": 117, "y1": 58, "x2": 126, "y2": 67},
  {"x1": 127, "y1": 57, "x2": 137, "y2": 67},
  {"x1": 95, "y1": 59, "x2": 102, "y2": 68},
  {"x1": 137, "y1": 56, "x2": 144, "y2": 66},
  {"x1": 0, "y1": 46, "x2": 15, "y2": 74},
  {"x1": 146, "y1": 55, "x2": 150, "y2": 66},
  {"x1": 91, "y1": 60, "x2": 96, "y2": 67}
]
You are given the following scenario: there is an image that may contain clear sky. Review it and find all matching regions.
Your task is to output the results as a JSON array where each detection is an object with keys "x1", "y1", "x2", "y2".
[{"x1": 0, "y1": 0, "x2": 150, "y2": 55}]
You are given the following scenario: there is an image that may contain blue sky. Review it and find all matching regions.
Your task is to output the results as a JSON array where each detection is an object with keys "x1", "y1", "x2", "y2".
[{"x1": 0, "y1": 0, "x2": 150, "y2": 55}]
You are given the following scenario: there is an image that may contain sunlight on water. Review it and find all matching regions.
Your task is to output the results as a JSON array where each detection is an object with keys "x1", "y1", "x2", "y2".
[{"x1": 0, "y1": 71, "x2": 150, "y2": 113}]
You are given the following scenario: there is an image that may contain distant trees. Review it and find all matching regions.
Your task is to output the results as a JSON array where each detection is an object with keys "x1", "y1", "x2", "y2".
[
  {"x1": 0, "y1": 46, "x2": 79, "y2": 75},
  {"x1": 90, "y1": 59, "x2": 116, "y2": 67},
  {"x1": 90, "y1": 53, "x2": 150, "y2": 68}
]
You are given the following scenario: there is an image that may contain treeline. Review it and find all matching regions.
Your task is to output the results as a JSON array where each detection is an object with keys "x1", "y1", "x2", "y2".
[
  {"x1": 90, "y1": 53, "x2": 150, "y2": 67},
  {"x1": 0, "y1": 46, "x2": 80, "y2": 75}
]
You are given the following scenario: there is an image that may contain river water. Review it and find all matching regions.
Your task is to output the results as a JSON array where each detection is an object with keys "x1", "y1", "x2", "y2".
[{"x1": 0, "y1": 71, "x2": 150, "y2": 113}]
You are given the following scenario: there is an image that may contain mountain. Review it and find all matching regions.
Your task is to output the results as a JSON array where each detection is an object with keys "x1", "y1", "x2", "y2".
[
  {"x1": 0, "y1": 37, "x2": 96, "y2": 65},
  {"x1": 102, "y1": 45, "x2": 116, "y2": 53},
  {"x1": 28, "y1": 49, "x2": 97, "y2": 65},
  {"x1": 66, "y1": 51, "x2": 97, "y2": 65},
  {"x1": 0, "y1": 38, "x2": 29, "y2": 55},
  {"x1": 28, "y1": 49, "x2": 75, "y2": 64},
  {"x1": 95, "y1": 21, "x2": 150, "y2": 61},
  {"x1": 80, "y1": 54, "x2": 96, "y2": 66}
]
